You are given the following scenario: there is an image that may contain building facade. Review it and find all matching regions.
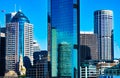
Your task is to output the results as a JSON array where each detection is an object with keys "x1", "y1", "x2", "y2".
[
  {"x1": 48, "y1": 15, "x2": 51, "y2": 62},
  {"x1": 50, "y1": 0, "x2": 80, "y2": 77},
  {"x1": 32, "y1": 40, "x2": 40, "y2": 65},
  {"x1": 48, "y1": 15, "x2": 51, "y2": 77},
  {"x1": 51, "y1": 27, "x2": 57, "y2": 77},
  {"x1": 33, "y1": 40, "x2": 40, "y2": 52},
  {"x1": 58, "y1": 42, "x2": 72, "y2": 77},
  {"x1": 80, "y1": 32, "x2": 98, "y2": 63},
  {"x1": 27, "y1": 51, "x2": 48, "y2": 78},
  {"x1": 94, "y1": 10, "x2": 114, "y2": 61},
  {"x1": 0, "y1": 31, "x2": 5, "y2": 76},
  {"x1": 6, "y1": 12, "x2": 17, "y2": 23},
  {"x1": 6, "y1": 10, "x2": 33, "y2": 72},
  {"x1": 26, "y1": 60, "x2": 48, "y2": 78}
]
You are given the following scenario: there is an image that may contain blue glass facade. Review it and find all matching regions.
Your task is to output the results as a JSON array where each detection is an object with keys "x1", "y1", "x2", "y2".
[
  {"x1": 11, "y1": 11, "x2": 30, "y2": 59},
  {"x1": 6, "y1": 11, "x2": 33, "y2": 72},
  {"x1": 50, "y1": 0, "x2": 79, "y2": 78}
]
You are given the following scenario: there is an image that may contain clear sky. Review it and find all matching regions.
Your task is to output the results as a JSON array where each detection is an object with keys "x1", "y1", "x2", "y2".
[
  {"x1": 0, "y1": 0, "x2": 120, "y2": 58},
  {"x1": 0, "y1": 0, "x2": 48, "y2": 50},
  {"x1": 80, "y1": 0, "x2": 120, "y2": 58}
]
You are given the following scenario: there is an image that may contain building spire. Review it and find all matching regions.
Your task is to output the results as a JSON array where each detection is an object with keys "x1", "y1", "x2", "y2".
[{"x1": 14, "y1": 4, "x2": 16, "y2": 12}]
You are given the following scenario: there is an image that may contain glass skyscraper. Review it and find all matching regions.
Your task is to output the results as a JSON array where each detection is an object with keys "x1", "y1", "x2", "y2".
[
  {"x1": 58, "y1": 42, "x2": 72, "y2": 77},
  {"x1": 49, "y1": 0, "x2": 80, "y2": 78},
  {"x1": 94, "y1": 10, "x2": 114, "y2": 61},
  {"x1": 6, "y1": 10, "x2": 33, "y2": 72}
]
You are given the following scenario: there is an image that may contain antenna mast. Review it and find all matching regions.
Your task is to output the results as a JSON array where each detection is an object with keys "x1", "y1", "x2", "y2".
[{"x1": 14, "y1": 4, "x2": 16, "y2": 12}]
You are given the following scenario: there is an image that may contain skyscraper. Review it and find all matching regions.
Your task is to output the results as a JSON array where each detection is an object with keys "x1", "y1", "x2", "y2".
[
  {"x1": 94, "y1": 10, "x2": 114, "y2": 61},
  {"x1": 58, "y1": 42, "x2": 72, "y2": 77},
  {"x1": 6, "y1": 10, "x2": 33, "y2": 72},
  {"x1": 50, "y1": 0, "x2": 80, "y2": 77},
  {"x1": 80, "y1": 32, "x2": 98, "y2": 63}
]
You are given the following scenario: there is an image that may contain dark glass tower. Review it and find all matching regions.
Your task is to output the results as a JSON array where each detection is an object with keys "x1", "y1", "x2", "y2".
[
  {"x1": 50, "y1": 0, "x2": 80, "y2": 78},
  {"x1": 0, "y1": 30, "x2": 5, "y2": 76}
]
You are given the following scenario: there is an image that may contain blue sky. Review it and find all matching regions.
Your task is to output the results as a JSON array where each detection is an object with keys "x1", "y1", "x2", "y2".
[
  {"x1": 81, "y1": 0, "x2": 120, "y2": 58},
  {"x1": 0, "y1": 0, "x2": 48, "y2": 50},
  {"x1": 0, "y1": 0, "x2": 120, "y2": 58}
]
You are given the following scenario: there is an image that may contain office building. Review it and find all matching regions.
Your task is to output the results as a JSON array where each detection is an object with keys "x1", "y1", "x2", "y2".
[
  {"x1": 26, "y1": 51, "x2": 48, "y2": 78},
  {"x1": 6, "y1": 10, "x2": 33, "y2": 72},
  {"x1": 97, "y1": 62, "x2": 117, "y2": 75},
  {"x1": 0, "y1": 27, "x2": 6, "y2": 33},
  {"x1": 50, "y1": 0, "x2": 80, "y2": 77},
  {"x1": 32, "y1": 40, "x2": 40, "y2": 65},
  {"x1": 33, "y1": 50, "x2": 48, "y2": 65},
  {"x1": 0, "y1": 31, "x2": 5, "y2": 76},
  {"x1": 94, "y1": 10, "x2": 114, "y2": 61},
  {"x1": 26, "y1": 59, "x2": 48, "y2": 78},
  {"x1": 58, "y1": 42, "x2": 72, "y2": 77},
  {"x1": 33, "y1": 40, "x2": 40, "y2": 52},
  {"x1": 80, "y1": 64, "x2": 98, "y2": 78},
  {"x1": 80, "y1": 32, "x2": 98, "y2": 63}
]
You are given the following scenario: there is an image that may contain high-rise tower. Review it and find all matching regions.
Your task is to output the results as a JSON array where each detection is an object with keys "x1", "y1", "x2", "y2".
[
  {"x1": 94, "y1": 10, "x2": 114, "y2": 61},
  {"x1": 6, "y1": 10, "x2": 33, "y2": 72},
  {"x1": 49, "y1": 0, "x2": 80, "y2": 77}
]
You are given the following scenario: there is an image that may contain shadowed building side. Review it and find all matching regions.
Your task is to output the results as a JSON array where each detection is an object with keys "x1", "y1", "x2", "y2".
[{"x1": 80, "y1": 32, "x2": 98, "y2": 64}]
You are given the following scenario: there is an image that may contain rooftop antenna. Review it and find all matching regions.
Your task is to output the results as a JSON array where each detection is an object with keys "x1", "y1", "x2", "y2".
[{"x1": 14, "y1": 4, "x2": 16, "y2": 12}]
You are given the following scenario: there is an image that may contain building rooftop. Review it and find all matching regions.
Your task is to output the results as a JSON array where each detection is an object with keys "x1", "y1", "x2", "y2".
[
  {"x1": 11, "y1": 10, "x2": 30, "y2": 23},
  {"x1": 80, "y1": 31, "x2": 94, "y2": 34}
]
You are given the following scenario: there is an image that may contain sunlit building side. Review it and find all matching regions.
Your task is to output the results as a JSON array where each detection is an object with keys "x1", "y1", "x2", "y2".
[
  {"x1": 6, "y1": 10, "x2": 33, "y2": 73},
  {"x1": 94, "y1": 10, "x2": 114, "y2": 61}
]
